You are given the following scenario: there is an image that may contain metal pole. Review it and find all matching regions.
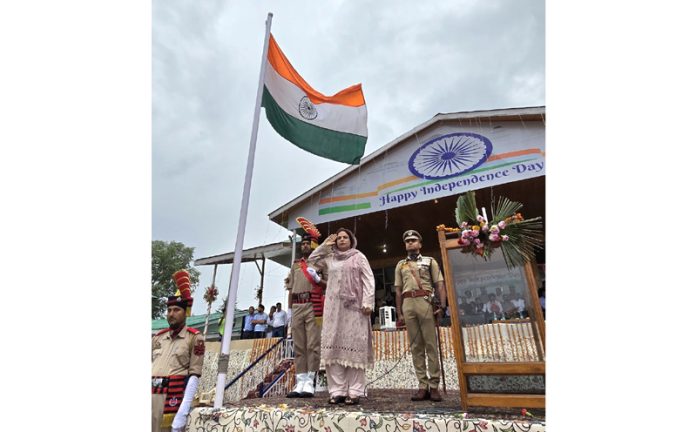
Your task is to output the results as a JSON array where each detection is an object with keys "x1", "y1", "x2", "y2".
[
  {"x1": 259, "y1": 255, "x2": 266, "y2": 304},
  {"x1": 202, "y1": 264, "x2": 218, "y2": 338},
  {"x1": 436, "y1": 323, "x2": 447, "y2": 394},
  {"x1": 287, "y1": 230, "x2": 296, "y2": 309},
  {"x1": 214, "y1": 12, "x2": 273, "y2": 409}
]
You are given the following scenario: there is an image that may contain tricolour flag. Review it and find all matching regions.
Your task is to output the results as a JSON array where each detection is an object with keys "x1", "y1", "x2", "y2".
[{"x1": 262, "y1": 34, "x2": 367, "y2": 165}]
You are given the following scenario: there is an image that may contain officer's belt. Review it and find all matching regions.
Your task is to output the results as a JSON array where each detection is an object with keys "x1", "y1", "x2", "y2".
[
  {"x1": 402, "y1": 289, "x2": 431, "y2": 298},
  {"x1": 153, "y1": 375, "x2": 186, "y2": 425},
  {"x1": 151, "y1": 374, "x2": 185, "y2": 394},
  {"x1": 292, "y1": 292, "x2": 312, "y2": 303}
]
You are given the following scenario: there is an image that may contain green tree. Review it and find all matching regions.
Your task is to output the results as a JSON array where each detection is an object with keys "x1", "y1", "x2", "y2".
[{"x1": 152, "y1": 240, "x2": 201, "y2": 319}]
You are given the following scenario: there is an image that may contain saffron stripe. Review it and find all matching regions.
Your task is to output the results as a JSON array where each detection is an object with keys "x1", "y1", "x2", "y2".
[
  {"x1": 486, "y1": 148, "x2": 543, "y2": 162},
  {"x1": 319, "y1": 191, "x2": 378, "y2": 204},
  {"x1": 267, "y1": 35, "x2": 365, "y2": 107}
]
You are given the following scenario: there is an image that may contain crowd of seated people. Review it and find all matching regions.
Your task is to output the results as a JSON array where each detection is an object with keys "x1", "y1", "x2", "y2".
[{"x1": 458, "y1": 286, "x2": 530, "y2": 323}]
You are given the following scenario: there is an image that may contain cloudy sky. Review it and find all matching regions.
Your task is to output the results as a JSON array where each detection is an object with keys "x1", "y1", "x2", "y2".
[{"x1": 152, "y1": 0, "x2": 545, "y2": 315}]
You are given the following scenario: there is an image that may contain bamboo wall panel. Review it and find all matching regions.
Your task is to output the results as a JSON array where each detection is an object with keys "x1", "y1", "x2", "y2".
[{"x1": 461, "y1": 322, "x2": 542, "y2": 362}]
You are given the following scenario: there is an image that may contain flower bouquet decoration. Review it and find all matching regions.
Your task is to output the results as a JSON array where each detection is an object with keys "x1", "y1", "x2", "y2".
[
  {"x1": 203, "y1": 285, "x2": 219, "y2": 304},
  {"x1": 453, "y1": 190, "x2": 543, "y2": 269},
  {"x1": 202, "y1": 284, "x2": 219, "y2": 338}
]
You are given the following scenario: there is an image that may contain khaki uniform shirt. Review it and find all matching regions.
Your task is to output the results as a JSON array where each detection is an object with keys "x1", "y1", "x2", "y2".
[
  {"x1": 152, "y1": 327, "x2": 204, "y2": 431},
  {"x1": 394, "y1": 255, "x2": 444, "y2": 293},
  {"x1": 287, "y1": 258, "x2": 318, "y2": 294},
  {"x1": 151, "y1": 327, "x2": 205, "y2": 378}
]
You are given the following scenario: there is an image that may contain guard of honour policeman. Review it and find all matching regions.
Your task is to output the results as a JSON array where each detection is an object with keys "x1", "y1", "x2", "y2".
[
  {"x1": 285, "y1": 233, "x2": 325, "y2": 398},
  {"x1": 152, "y1": 230, "x2": 446, "y2": 428},
  {"x1": 152, "y1": 270, "x2": 205, "y2": 432}
]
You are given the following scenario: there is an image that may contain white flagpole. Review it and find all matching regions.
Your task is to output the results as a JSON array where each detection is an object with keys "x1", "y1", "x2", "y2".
[{"x1": 214, "y1": 12, "x2": 273, "y2": 409}]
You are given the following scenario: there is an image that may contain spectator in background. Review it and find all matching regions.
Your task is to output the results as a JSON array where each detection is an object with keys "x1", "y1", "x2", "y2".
[
  {"x1": 503, "y1": 294, "x2": 517, "y2": 319},
  {"x1": 462, "y1": 290, "x2": 476, "y2": 314},
  {"x1": 495, "y1": 287, "x2": 505, "y2": 301},
  {"x1": 252, "y1": 304, "x2": 269, "y2": 338},
  {"x1": 511, "y1": 289, "x2": 527, "y2": 318},
  {"x1": 217, "y1": 305, "x2": 227, "y2": 341},
  {"x1": 266, "y1": 305, "x2": 277, "y2": 338},
  {"x1": 538, "y1": 285, "x2": 546, "y2": 319},
  {"x1": 482, "y1": 293, "x2": 504, "y2": 321},
  {"x1": 473, "y1": 295, "x2": 486, "y2": 314},
  {"x1": 271, "y1": 302, "x2": 288, "y2": 338},
  {"x1": 237, "y1": 306, "x2": 255, "y2": 339}
]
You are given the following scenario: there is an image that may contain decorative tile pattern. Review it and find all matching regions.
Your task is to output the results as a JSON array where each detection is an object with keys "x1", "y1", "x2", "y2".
[
  {"x1": 365, "y1": 356, "x2": 460, "y2": 390},
  {"x1": 199, "y1": 350, "x2": 253, "y2": 402},
  {"x1": 197, "y1": 328, "x2": 544, "y2": 400},
  {"x1": 188, "y1": 406, "x2": 545, "y2": 432}
]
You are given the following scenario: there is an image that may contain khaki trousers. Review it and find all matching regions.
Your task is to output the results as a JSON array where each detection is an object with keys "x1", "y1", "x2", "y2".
[
  {"x1": 291, "y1": 302, "x2": 321, "y2": 373},
  {"x1": 151, "y1": 393, "x2": 171, "y2": 432},
  {"x1": 402, "y1": 297, "x2": 441, "y2": 389}
]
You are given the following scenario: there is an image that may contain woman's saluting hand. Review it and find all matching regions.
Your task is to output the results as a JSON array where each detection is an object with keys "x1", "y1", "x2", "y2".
[{"x1": 324, "y1": 234, "x2": 337, "y2": 246}]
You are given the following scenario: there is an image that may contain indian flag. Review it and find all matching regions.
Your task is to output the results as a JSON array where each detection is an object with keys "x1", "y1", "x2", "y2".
[{"x1": 262, "y1": 34, "x2": 368, "y2": 165}]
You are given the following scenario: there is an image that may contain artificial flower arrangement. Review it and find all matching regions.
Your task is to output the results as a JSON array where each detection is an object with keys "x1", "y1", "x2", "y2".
[
  {"x1": 437, "y1": 190, "x2": 543, "y2": 269},
  {"x1": 203, "y1": 284, "x2": 219, "y2": 304}
]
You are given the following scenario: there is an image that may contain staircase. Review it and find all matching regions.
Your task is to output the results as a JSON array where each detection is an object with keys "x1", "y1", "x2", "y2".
[
  {"x1": 217, "y1": 337, "x2": 295, "y2": 403},
  {"x1": 244, "y1": 358, "x2": 295, "y2": 399}
]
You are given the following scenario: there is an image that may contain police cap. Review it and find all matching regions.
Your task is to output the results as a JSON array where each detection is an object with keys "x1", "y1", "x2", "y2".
[{"x1": 403, "y1": 230, "x2": 422, "y2": 242}]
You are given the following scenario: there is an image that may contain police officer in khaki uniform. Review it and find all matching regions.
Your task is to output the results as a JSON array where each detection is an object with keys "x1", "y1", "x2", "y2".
[
  {"x1": 285, "y1": 234, "x2": 324, "y2": 398},
  {"x1": 152, "y1": 271, "x2": 205, "y2": 432},
  {"x1": 395, "y1": 230, "x2": 447, "y2": 402}
]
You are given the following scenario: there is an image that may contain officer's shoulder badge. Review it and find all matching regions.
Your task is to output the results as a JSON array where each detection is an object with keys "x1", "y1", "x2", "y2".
[
  {"x1": 186, "y1": 327, "x2": 201, "y2": 335},
  {"x1": 194, "y1": 340, "x2": 205, "y2": 356}
]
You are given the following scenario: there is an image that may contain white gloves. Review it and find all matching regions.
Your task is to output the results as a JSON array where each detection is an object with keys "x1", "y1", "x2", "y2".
[
  {"x1": 306, "y1": 267, "x2": 321, "y2": 283},
  {"x1": 172, "y1": 375, "x2": 199, "y2": 432}
]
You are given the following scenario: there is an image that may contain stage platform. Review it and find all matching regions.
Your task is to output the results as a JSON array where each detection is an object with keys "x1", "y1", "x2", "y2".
[{"x1": 190, "y1": 389, "x2": 545, "y2": 431}]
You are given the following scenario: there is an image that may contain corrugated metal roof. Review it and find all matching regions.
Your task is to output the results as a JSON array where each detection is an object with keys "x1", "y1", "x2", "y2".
[
  {"x1": 194, "y1": 240, "x2": 296, "y2": 267},
  {"x1": 151, "y1": 310, "x2": 247, "y2": 331}
]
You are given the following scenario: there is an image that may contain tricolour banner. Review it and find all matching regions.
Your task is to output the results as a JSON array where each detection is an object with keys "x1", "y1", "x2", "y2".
[{"x1": 285, "y1": 120, "x2": 545, "y2": 229}]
